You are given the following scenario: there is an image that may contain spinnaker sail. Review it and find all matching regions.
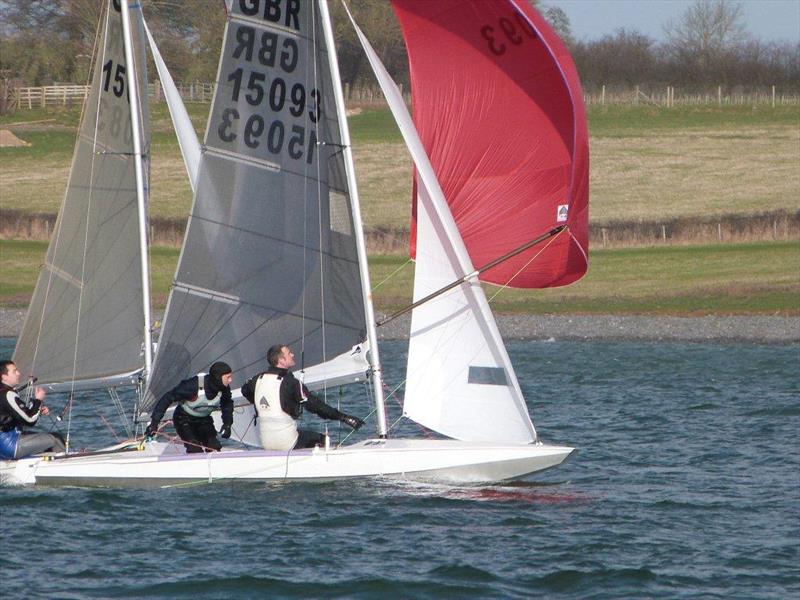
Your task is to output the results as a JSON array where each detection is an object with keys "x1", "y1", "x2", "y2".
[{"x1": 392, "y1": 0, "x2": 589, "y2": 288}]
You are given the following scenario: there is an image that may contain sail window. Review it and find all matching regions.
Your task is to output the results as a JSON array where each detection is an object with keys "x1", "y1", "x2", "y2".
[
  {"x1": 329, "y1": 190, "x2": 353, "y2": 236},
  {"x1": 468, "y1": 366, "x2": 508, "y2": 386}
]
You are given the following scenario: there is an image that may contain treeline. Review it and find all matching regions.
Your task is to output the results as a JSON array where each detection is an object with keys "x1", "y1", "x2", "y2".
[
  {"x1": 572, "y1": 30, "x2": 800, "y2": 92},
  {"x1": 1, "y1": 0, "x2": 797, "y2": 92}
]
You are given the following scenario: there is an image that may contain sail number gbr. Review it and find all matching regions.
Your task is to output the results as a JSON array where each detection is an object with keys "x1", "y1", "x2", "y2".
[{"x1": 217, "y1": 68, "x2": 320, "y2": 162}]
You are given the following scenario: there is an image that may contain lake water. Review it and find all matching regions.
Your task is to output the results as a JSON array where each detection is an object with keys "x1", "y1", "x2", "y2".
[{"x1": 1, "y1": 337, "x2": 798, "y2": 599}]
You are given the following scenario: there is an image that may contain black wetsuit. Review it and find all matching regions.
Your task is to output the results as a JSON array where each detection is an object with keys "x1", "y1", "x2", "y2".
[
  {"x1": 148, "y1": 376, "x2": 233, "y2": 453},
  {"x1": 241, "y1": 367, "x2": 346, "y2": 448},
  {"x1": 0, "y1": 383, "x2": 66, "y2": 459}
]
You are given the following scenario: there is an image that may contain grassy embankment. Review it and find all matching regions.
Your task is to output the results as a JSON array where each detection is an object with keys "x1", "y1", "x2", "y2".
[
  {"x1": 1, "y1": 104, "x2": 799, "y2": 314},
  {"x1": 3, "y1": 239, "x2": 797, "y2": 314}
]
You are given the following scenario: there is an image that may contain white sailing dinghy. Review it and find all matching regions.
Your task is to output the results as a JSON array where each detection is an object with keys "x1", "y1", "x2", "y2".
[{"x1": 2, "y1": 0, "x2": 588, "y2": 487}]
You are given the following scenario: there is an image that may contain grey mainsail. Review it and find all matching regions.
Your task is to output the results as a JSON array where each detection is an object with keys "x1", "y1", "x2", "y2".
[
  {"x1": 144, "y1": 0, "x2": 367, "y2": 408},
  {"x1": 14, "y1": 1, "x2": 150, "y2": 387}
]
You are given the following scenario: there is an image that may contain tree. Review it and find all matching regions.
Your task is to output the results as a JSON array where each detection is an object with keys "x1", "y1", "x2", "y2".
[
  {"x1": 663, "y1": 0, "x2": 749, "y2": 84},
  {"x1": 542, "y1": 5, "x2": 573, "y2": 45}
]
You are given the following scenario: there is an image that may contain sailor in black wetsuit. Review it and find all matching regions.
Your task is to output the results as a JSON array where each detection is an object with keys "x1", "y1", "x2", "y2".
[
  {"x1": 145, "y1": 362, "x2": 234, "y2": 453},
  {"x1": 241, "y1": 345, "x2": 364, "y2": 451},
  {"x1": 0, "y1": 360, "x2": 66, "y2": 460}
]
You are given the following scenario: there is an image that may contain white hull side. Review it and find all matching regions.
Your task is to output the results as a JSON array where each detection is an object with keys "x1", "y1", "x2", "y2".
[{"x1": 0, "y1": 439, "x2": 574, "y2": 487}]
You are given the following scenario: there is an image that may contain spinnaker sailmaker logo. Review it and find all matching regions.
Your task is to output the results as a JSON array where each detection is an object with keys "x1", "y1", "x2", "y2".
[{"x1": 557, "y1": 204, "x2": 569, "y2": 222}]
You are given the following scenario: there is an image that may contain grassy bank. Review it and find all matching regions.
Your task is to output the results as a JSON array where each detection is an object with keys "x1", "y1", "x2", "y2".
[
  {"x1": 2, "y1": 104, "x2": 798, "y2": 227},
  {"x1": 3, "y1": 239, "x2": 797, "y2": 315}
]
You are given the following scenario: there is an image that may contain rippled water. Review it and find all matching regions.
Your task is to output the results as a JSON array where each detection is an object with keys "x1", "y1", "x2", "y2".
[{"x1": 1, "y1": 338, "x2": 798, "y2": 599}]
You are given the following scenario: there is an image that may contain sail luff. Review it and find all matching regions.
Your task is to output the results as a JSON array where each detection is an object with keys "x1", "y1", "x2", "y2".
[
  {"x1": 121, "y1": 0, "x2": 153, "y2": 377},
  {"x1": 318, "y1": 0, "x2": 387, "y2": 437}
]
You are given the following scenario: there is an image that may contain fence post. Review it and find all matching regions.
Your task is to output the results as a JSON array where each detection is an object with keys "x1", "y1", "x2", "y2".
[
  {"x1": 718, "y1": 85, "x2": 722, "y2": 106},
  {"x1": 602, "y1": 228, "x2": 608, "y2": 247},
  {"x1": 772, "y1": 85, "x2": 776, "y2": 108},
  {"x1": 661, "y1": 224, "x2": 666, "y2": 241},
  {"x1": 601, "y1": 85, "x2": 605, "y2": 106},
  {"x1": 717, "y1": 223, "x2": 722, "y2": 241}
]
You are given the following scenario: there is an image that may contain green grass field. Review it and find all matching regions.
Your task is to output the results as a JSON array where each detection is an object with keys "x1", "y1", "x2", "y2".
[
  {"x1": 2, "y1": 104, "x2": 798, "y2": 225},
  {"x1": 2, "y1": 104, "x2": 798, "y2": 315},
  {"x1": 3, "y1": 239, "x2": 797, "y2": 315}
]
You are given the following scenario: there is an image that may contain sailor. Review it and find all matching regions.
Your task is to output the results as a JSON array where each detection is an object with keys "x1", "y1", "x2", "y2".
[
  {"x1": 241, "y1": 345, "x2": 365, "y2": 451},
  {"x1": 0, "y1": 360, "x2": 66, "y2": 460},
  {"x1": 145, "y1": 362, "x2": 234, "y2": 453}
]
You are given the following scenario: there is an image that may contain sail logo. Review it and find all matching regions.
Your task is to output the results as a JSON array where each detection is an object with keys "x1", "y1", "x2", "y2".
[{"x1": 557, "y1": 205, "x2": 569, "y2": 222}]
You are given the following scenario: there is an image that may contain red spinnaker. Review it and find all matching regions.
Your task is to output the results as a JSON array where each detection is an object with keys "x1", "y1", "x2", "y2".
[{"x1": 391, "y1": 0, "x2": 589, "y2": 288}]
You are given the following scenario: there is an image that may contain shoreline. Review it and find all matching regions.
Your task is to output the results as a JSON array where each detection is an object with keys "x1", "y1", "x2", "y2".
[{"x1": 1, "y1": 309, "x2": 797, "y2": 345}]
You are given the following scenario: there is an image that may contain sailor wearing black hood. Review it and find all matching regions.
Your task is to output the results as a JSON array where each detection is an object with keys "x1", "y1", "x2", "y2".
[{"x1": 145, "y1": 362, "x2": 234, "y2": 453}]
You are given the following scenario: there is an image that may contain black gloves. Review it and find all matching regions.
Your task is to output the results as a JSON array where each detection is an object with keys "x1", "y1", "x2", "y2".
[
  {"x1": 219, "y1": 424, "x2": 232, "y2": 439},
  {"x1": 340, "y1": 414, "x2": 364, "y2": 430},
  {"x1": 144, "y1": 423, "x2": 158, "y2": 439}
]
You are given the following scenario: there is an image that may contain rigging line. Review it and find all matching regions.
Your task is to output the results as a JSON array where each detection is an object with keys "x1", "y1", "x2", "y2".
[
  {"x1": 26, "y1": 0, "x2": 107, "y2": 380},
  {"x1": 371, "y1": 257, "x2": 413, "y2": 292},
  {"x1": 336, "y1": 407, "x2": 375, "y2": 448},
  {"x1": 487, "y1": 226, "x2": 567, "y2": 303},
  {"x1": 312, "y1": 0, "x2": 329, "y2": 401},
  {"x1": 109, "y1": 387, "x2": 132, "y2": 439},
  {"x1": 299, "y1": 1, "x2": 315, "y2": 369}
]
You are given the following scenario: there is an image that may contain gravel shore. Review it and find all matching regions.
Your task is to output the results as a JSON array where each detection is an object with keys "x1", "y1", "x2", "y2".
[{"x1": 1, "y1": 309, "x2": 797, "y2": 344}]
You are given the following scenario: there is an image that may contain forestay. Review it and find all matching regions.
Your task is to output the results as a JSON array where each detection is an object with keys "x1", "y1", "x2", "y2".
[
  {"x1": 144, "y1": 0, "x2": 367, "y2": 409},
  {"x1": 14, "y1": 0, "x2": 150, "y2": 387}
]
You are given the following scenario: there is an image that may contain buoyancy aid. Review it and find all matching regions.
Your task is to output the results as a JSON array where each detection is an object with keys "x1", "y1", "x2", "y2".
[
  {"x1": 254, "y1": 373, "x2": 298, "y2": 451},
  {"x1": 180, "y1": 374, "x2": 223, "y2": 418}
]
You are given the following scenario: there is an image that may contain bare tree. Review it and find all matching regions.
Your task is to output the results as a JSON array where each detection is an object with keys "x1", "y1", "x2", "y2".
[
  {"x1": 663, "y1": 0, "x2": 749, "y2": 83},
  {"x1": 541, "y1": 5, "x2": 573, "y2": 45}
]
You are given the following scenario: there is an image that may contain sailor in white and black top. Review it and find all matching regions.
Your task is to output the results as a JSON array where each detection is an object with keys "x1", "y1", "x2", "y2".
[
  {"x1": 145, "y1": 362, "x2": 234, "y2": 453},
  {"x1": 241, "y1": 345, "x2": 364, "y2": 451},
  {"x1": 0, "y1": 360, "x2": 66, "y2": 460}
]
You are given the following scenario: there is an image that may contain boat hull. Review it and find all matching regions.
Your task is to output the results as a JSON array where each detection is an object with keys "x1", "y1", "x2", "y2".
[{"x1": 0, "y1": 439, "x2": 574, "y2": 487}]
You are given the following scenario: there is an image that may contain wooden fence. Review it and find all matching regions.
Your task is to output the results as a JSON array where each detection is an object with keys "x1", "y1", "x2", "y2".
[
  {"x1": 584, "y1": 85, "x2": 800, "y2": 107},
  {"x1": 7, "y1": 82, "x2": 800, "y2": 111}
]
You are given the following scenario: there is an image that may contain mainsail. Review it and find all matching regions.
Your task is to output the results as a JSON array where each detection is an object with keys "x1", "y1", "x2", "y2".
[
  {"x1": 144, "y1": 0, "x2": 369, "y2": 408},
  {"x1": 14, "y1": 1, "x2": 150, "y2": 387}
]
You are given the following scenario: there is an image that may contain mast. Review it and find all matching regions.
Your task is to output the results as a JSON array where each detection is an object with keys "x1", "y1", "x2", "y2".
[
  {"x1": 121, "y1": 0, "x2": 153, "y2": 377},
  {"x1": 318, "y1": 0, "x2": 388, "y2": 437}
]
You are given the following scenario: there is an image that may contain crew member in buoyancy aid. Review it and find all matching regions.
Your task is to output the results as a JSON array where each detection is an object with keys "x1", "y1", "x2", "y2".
[
  {"x1": 0, "y1": 360, "x2": 66, "y2": 460},
  {"x1": 144, "y1": 362, "x2": 234, "y2": 453},
  {"x1": 241, "y1": 345, "x2": 365, "y2": 451}
]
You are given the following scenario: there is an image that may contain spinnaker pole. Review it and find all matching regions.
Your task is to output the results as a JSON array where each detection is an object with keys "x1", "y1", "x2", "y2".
[
  {"x1": 121, "y1": 0, "x2": 153, "y2": 377},
  {"x1": 377, "y1": 226, "x2": 566, "y2": 327},
  {"x1": 318, "y1": 0, "x2": 388, "y2": 437}
]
